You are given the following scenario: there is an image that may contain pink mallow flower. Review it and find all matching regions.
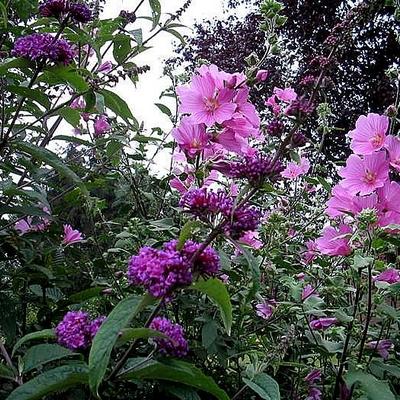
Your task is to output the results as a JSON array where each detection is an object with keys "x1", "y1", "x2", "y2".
[
  {"x1": 303, "y1": 240, "x2": 318, "y2": 264},
  {"x1": 273, "y1": 87, "x2": 297, "y2": 102},
  {"x1": 316, "y1": 224, "x2": 352, "y2": 256},
  {"x1": 256, "y1": 69, "x2": 269, "y2": 82},
  {"x1": 385, "y1": 135, "x2": 400, "y2": 172},
  {"x1": 177, "y1": 69, "x2": 236, "y2": 126},
  {"x1": 338, "y1": 151, "x2": 389, "y2": 196},
  {"x1": 302, "y1": 284, "x2": 319, "y2": 301},
  {"x1": 255, "y1": 299, "x2": 276, "y2": 320},
  {"x1": 94, "y1": 115, "x2": 111, "y2": 136},
  {"x1": 281, "y1": 157, "x2": 310, "y2": 179},
  {"x1": 374, "y1": 268, "x2": 400, "y2": 285},
  {"x1": 349, "y1": 113, "x2": 389, "y2": 155},
  {"x1": 172, "y1": 117, "x2": 209, "y2": 157},
  {"x1": 366, "y1": 339, "x2": 393, "y2": 360},
  {"x1": 63, "y1": 224, "x2": 83, "y2": 245},
  {"x1": 265, "y1": 95, "x2": 281, "y2": 115},
  {"x1": 238, "y1": 231, "x2": 263, "y2": 250},
  {"x1": 310, "y1": 317, "x2": 337, "y2": 330}
]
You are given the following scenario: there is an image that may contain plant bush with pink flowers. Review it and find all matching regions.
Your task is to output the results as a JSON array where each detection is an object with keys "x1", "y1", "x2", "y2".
[{"x1": 0, "y1": 0, "x2": 400, "y2": 399}]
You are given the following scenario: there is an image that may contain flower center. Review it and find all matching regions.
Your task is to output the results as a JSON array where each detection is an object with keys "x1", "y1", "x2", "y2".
[
  {"x1": 363, "y1": 170, "x2": 377, "y2": 184},
  {"x1": 204, "y1": 96, "x2": 219, "y2": 112},
  {"x1": 370, "y1": 133, "x2": 384, "y2": 148}
]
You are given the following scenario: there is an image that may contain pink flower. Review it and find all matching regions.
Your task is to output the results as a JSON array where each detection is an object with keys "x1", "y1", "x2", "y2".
[
  {"x1": 385, "y1": 135, "x2": 400, "y2": 171},
  {"x1": 234, "y1": 87, "x2": 260, "y2": 130},
  {"x1": 349, "y1": 113, "x2": 389, "y2": 155},
  {"x1": 316, "y1": 224, "x2": 352, "y2": 256},
  {"x1": 310, "y1": 317, "x2": 337, "y2": 330},
  {"x1": 265, "y1": 95, "x2": 281, "y2": 115},
  {"x1": 305, "y1": 370, "x2": 321, "y2": 384},
  {"x1": 338, "y1": 151, "x2": 389, "y2": 195},
  {"x1": 238, "y1": 231, "x2": 263, "y2": 249},
  {"x1": 273, "y1": 87, "x2": 297, "y2": 102},
  {"x1": 255, "y1": 69, "x2": 269, "y2": 82},
  {"x1": 374, "y1": 268, "x2": 400, "y2": 284},
  {"x1": 216, "y1": 128, "x2": 254, "y2": 155},
  {"x1": 63, "y1": 224, "x2": 83, "y2": 245},
  {"x1": 302, "y1": 284, "x2": 319, "y2": 301},
  {"x1": 70, "y1": 96, "x2": 86, "y2": 110},
  {"x1": 297, "y1": 272, "x2": 306, "y2": 281},
  {"x1": 97, "y1": 61, "x2": 113, "y2": 73},
  {"x1": 366, "y1": 339, "x2": 393, "y2": 360},
  {"x1": 94, "y1": 115, "x2": 111, "y2": 136},
  {"x1": 177, "y1": 70, "x2": 236, "y2": 126},
  {"x1": 255, "y1": 299, "x2": 276, "y2": 320},
  {"x1": 15, "y1": 217, "x2": 33, "y2": 234},
  {"x1": 281, "y1": 157, "x2": 310, "y2": 179},
  {"x1": 172, "y1": 117, "x2": 209, "y2": 157}
]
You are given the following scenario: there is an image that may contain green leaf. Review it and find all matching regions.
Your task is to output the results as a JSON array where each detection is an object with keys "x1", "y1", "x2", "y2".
[
  {"x1": 13, "y1": 141, "x2": 88, "y2": 197},
  {"x1": 53, "y1": 135, "x2": 94, "y2": 147},
  {"x1": 243, "y1": 373, "x2": 281, "y2": 400},
  {"x1": 22, "y1": 344, "x2": 76, "y2": 373},
  {"x1": 344, "y1": 369, "x2": 395, "y2": 400},
  {"x1": 0, "y1": 364, "x2": 15, "y2": 380},
  {"x1": 166, "y1": 28, "x2": 186, "y2": 45},
  {"x1": 69, "y1": 287, "x2": 104, "y2": 303},
  {"x1": 12, "y1": 329, "x2": 56, "y2": 356},
  {"x1": 0, "y1": 57, "x2": 31, "y2": 75},
  {"x1": 113, "y1": 34, "x2": 132, "y2": 64},
  {"x1": 116, "y1": 328, "x2": 167, "y2": 347},
  {"x1": 130, "y1": 28, "x2": 143, "y2": 45},
  {"x1": 120, "y1": 358, "x2": 229, "y2": 400},
  {"x1": 56, "y1": 107, "x2": 81, "y2": 127},
  {"x1": 5, "y1": 364, "x2": 88, "y2": 400},
  {"x1": 149, "y1": 0, "x2": 161, "y2": 30},
  {"x1": 6, "y1": 85, "x2": 50, "y2": 109},
  {"x1": 88, "y1": 294, "x2": 156, "y2": 397},
  {"x1": 99, "y1": 89, "x2": 135, "y2": 123},
  {"x1": 155, "y1": 102, "x2": 172, "y2": 117},
  {"x1": 177, "y1": 220, "x2": 202, "y2": 250},
  {"x1": 165, "y1": 385, "x2": 201, "y2": 400},
  {"x1": 190, "y1": 278, "x2": 232, "y2": 335},
  {"x1": 41, "y1": 66, "x2": 89, "y2": 92}
]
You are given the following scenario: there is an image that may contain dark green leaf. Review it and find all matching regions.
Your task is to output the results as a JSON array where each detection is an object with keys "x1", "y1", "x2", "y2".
[
  {"x1": 149, "y1": 0, "x2": 161, "y2": 30},
  {"x1": 69, "y1": 287, "x2": 104, "y2": 303},
  {"x1": 99, "y1": 89, "x2": 135, "y2": 123},
  {"x1": 6, "y1": 85, "x2": 50, "y2": 109},
  {"x1": 113, "y1": 34, "x2": 132, "y2": 64},
  {"x1": 0, "y1": 58, "x2": 31, "y2": 75},
  {"x1": 57, "y1": 107, "x2": 81, "y2": 127},
  {"x1": 116, "y1": 328, "x2": 167, "y2": 347},
  {"x1": 155, "y1": 102, "x2": 172, "y2": 117},
  {"x1": 177, "y1": 220, "x2": 202, "y2": 250},
  {"x1": 243, "y1": 373, "x2": 281, "y2": 400},
  {"x1": 41, "y1": 66, "x2": 89, "y2": 92},
  {"x1": 12, "y1": 329, "x2": 56, "y2": 356},
  {"x1": 166, "y1": 28, "x2": 186, "y2": 45}
]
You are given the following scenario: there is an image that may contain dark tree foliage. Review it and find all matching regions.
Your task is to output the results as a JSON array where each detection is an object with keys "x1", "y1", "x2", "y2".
[{"x1": 169, "y1": 0, "x2": 399, "y2": 164}]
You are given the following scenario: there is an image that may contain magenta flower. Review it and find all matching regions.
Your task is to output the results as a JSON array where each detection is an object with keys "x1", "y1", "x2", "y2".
[
  {"x1": 281, "y1": 157, "x2": 310, "y2": 179},
  {"x1": 234, "y1": 87, "x2": 260, "y2": 130},
  {"x1": 374, "y1": 268, "x2": 400, "y2": 285},
  {"x1": 177, "y1": 71, "x2": 236, "y2": 126},
  {"x1": 15, "y1": 218, "x2": 33, "y2": 234},
  {"x1": 316, "y1": 224, "x2": 352, "y2": 256},
  {"x1": 302, "y1": 284, "x2": 319, "y2": 301},
  {"x1": 385, "y1": 135, "x2": 400, "y2": 171},
  {"x1": 94, "y1": 115, "x2": 111, "y2": 136},
  {"x1": 306, "y1": 387, "x2": 322, "y2": 400},
  {"x1": 338, "y1": 151, "x2": 389, "y2": 195},
  {"x1": 310, "y1": 317, "x2": 337, "y2": 330},
  {"x1": 366, "y1": 339, "x2": 393, "y2": 360},
  {"x1": 238, "y1": 231, "x2": 263, "y2": 250},
  {"x1": 70, "y1": 96, "x2": 86, "y2": 110},
  {"x1": 68, "y1": 2, "x2": 93, "y2": 23},
  {"x1": 97, "y1": 61, "x2": 113, "y2": 73},
  {"x1": 63, "y1": 224, "x2": 83, "y2": 245},
  {"x1": 349, "y1": 113, "x2": 389, "y2": 155},
  {"x1": 302, "y1": 240, "x2": 318, "y2": 264},
  {"x1": 255, "y1": 69, "x2": 269, "y2": 82},
  {"x1": 305, "y1": 370, "x2": 321, "y2": 384},
  {"x1": 255, "y1": 299, "x2": 276, "y2": 320},
  {"x1": 273, "y1": 87, "x2": 297, "y2": 102},
  {"x1": 215, "y1": 127, "x2": 253, "y2": 155},
  {"x1": 39, "y1": 0, "x2": 67, "y2": 18},
  {"x1": 172, "y1": 117, "x2": 209, "y2": 157},
  {"x1": 265, "y1": 95, "x2": 281, "y2": 115}
]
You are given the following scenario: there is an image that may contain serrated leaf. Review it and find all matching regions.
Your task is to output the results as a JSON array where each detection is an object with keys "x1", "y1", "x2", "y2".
[
  {"x1": 190, "y1": 278, "x2": 232, "y2": 335},
  {"x1": 88, "y1": 294, "x2": 156, "y2": 397},
  {"x1": 12, "y1": 329, "x2": 56, "y2": 356},
  {"x1": 6, "y1": 364, "x2": 88, "y2": 400},
  {"x1": 22, "y1": 344, "x2": 76, "y2": 373},
  {"x1": 119, "y1": 358, "x2": 229, "y2": 400},
  {"x1": 243, "y1": 373, "x2": 281, "y2": 400}
]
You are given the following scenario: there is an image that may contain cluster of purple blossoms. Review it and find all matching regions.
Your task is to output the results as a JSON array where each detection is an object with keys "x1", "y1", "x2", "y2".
[
  {"x1": 55, "y1": 311, "x2": 105, "y2": 350},
  {"x1": 291, "y1": 131, "x2": 307, "y2": 148},
  {"x1": 286, "y1": 96, "x2": 315, "y2": 117},
  {"x1": 39, "y1": 0, "x2": 92, "y2": 23},
  {"x1": 149, "y1": 317, "x2": 188, "y2": 357},
  {"x1": 127, "y1": 239, "x2": 220, "y2": 298},
  {"x1": 230, "y1": 153, "x2": 284, "y2": 185},
  {"x1": 12, "y1": 33, "x2": 75, "y2": 64},
  {"x1": 266, "y1": 119, "x2": 284, "y2": 137},
  {"x1": 225, "y1": 204, "x2": 261, "y2": 239}
]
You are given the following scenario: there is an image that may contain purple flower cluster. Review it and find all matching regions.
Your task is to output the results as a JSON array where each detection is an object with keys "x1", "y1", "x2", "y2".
[
  {"x1": 12, "y1": 33, "x2": 75, "y2": 64},
  {"x1": 230, "y1": 154, "x2": 284, "y2": 185},
  {"x1": 127, "y1": 239, "x2": 220, "y2": 297},
  {"x1": 149, "y1": 317, "x2": 188, "y2": 357},
  {"x1": 55, "y1": 311, "x2": 105, "y2": 350},
  {"x1": 226, "y1": 205, "x2": 261, "y2": 239},
  {"x1": 266, "y1": 119, "x2": 284, "y2": 137},
  {"x1": 39, "y1": 0, "x2": 92, "y2": 23}
]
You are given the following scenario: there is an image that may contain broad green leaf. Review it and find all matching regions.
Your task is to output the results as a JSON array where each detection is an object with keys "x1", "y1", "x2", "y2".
[
  {"x1": 370, "y1": 359, "x2": 400, "y2": 379},
  {"x1": 166, "y1": 385, "x2": 201, "y2": 400},
  {"x1": 12, "y1": 329, "x2": 56, "y2": 356},
  {"x1": 99, "y1": 89, "x2": 135, "y2": 123},
  {"x1": 0, "y1": 364, "x2": 15, "y2": 380},
  {"x1": 149, "y1": 0, "x2": 161, "y2": 30},
  {"x1": 120, "y1": 358, "x2": 229, "y2": 400},
  {"x1": 6, "y1": 364, "x2": 88, "y2": 400},
  {"x1": 113, "y1": 34, "x2": 132, "y2": 64},
  {"x1": 13, "y1": 141, "x2": 88, "y2": 197},
  {"x1": 116, "y1": 328, "x2": 167, "y2": 347},
  {"x1": 6, "y1": 85, "x2": 50, "y2": 109},
  {"x1": 190, "y1": 278, "x2": 232, "y2": 335},
  {"x1": 56, "y1": 107, "x2": 81, "y2": 127},
  {"x1": 344, "y1": 370, "x2": 395, "y2": 400},
  {"x1": 243, "y1": 373, "x2": 281, "y2": 400},
  {"x1": 177, "y1": 220, "x2": 202, "y2": 250},
  {"x1": 41, "y1": 66, "x2": 89, "y2": 92},
  {"x1": 53, "y1": 135, "x2": 94, "y2": 147},
  {"x1": 155, "y1": 102, "x2": 172, "y2": 117},
  {"x1": 88, "y1": 294, "x2": 156, "y2": 397},
  {"x1": 69, "y1": 287, "x2": 104, "y2": 303},
  {"x1": 22, "y1": 344, "x2": 76, "y2": 373},
  {"x1": 0, "y1": 58, "x2": 31, "y2": 74}
]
